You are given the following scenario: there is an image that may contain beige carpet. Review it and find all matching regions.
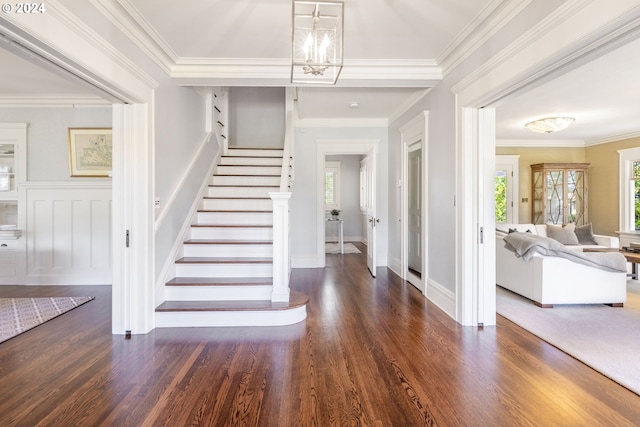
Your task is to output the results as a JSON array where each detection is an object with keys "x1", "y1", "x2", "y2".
[
  {"x1": 497, "y1": 282, "x2": 640, "y2": 396},
  {"x1": 0, "y1": 297, "x2": 94, "y2": 344},
  {"x1": 325, "y1": 243, "x2": 361, "y2": 254}
]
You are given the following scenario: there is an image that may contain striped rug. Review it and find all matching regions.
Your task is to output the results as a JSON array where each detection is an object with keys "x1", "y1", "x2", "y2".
[
  {"x1": 0, "y1": 297, "x2": 94, "y2": 344},
  {"x1": 325, "y1": 243, "x2": 362, "y2": 254}
]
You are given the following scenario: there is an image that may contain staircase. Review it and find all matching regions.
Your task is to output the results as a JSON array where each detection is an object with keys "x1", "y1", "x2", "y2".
[{"x1": 155, "y1": 147, "x2": 307, "y2": 327}]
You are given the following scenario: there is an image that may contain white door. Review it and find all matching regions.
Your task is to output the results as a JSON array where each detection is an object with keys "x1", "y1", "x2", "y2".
[
  {"x1": 364, "y1": 152, "x2": 377, "y2": 277},
  {"x1": 407, "y1": 142, "x2": 423, "y2": 290}
]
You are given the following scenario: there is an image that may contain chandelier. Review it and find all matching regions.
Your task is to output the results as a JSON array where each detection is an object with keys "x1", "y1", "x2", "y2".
[
  {"x1": 291, "y1": 1, "x2": 344, "y2": 84},
  {"x1": 524, "y1": 117, "x2": 575, "y2": 133}
]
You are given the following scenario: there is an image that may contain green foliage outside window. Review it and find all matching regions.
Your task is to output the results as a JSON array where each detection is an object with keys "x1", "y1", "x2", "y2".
[
  {"x1": 495, "y1": 175, "x2": 507, "y2": 223},
  {"x1": 635, "y1": 179, "x2": 640, "y2": 230}
]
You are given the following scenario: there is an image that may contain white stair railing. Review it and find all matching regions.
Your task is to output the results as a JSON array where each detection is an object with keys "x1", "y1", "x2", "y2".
[{"x1": 269, "y1": 109, "x2": 293, "y2": 302}]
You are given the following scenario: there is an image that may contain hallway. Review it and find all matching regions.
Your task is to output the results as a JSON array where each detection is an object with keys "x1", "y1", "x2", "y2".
[{"x1": 0, "y1": 245, "x2": 639, "y2": 426}]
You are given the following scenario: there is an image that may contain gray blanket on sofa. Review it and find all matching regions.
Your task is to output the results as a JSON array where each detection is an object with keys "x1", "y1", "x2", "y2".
[{"x1": 503, "y1": 232, "x2": 627, "y2": 273}]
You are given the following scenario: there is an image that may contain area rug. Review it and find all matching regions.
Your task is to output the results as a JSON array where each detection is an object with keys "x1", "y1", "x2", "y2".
[
  {"x1": 0, "y1": 297, "x2": 94, "y2": 344},
  {"x1": 325, "y1": 243, "x2": 361, "y2": 254},
  {"x1": 496, "y1": 282, "x2": 640, "y2": 395}
]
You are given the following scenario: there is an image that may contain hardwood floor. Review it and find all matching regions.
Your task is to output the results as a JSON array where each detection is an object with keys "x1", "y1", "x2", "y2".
[{"x1": 1, "y1": 243, "x2": 639, "y2": 426}]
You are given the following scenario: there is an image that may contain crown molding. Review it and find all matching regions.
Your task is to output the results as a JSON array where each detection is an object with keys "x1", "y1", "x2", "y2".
[
  {"x1": 40, "y1": 0, "x2": 158, "y2": 93},
  {"x1": 388, "y1": 88, "x2": 431, "y2": 124},
  {"x1": 438, "y1": 0, "x2": 532, "y2": 77},
  {"x1": 171, "y1": 58, "x2": 441, "y2": 86},
  {"x1": 0, "y1": 94, "x2": 110, "y2": 108},
  {"x1": 451, "y1": 0, "x2": 593, "y2": 96},
  {"x1": 496, "y1": 139, "x2": 585, "y2": 148},
  {"x1": 91, "y1": 0, "x2": 177, "y2": 75},
  {"x1": 584, "y1": 130, "x2": 640, "y2": 146},
  {"x1": 296, "y1": 118, "x2": 388, "y2": 128}
]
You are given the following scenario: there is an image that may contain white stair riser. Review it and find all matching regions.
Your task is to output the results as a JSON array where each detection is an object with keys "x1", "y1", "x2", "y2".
[
  {"x1": 183, "y1": 244, "x2": 272, "y2": 257},
  {"x1": 216, "y1": 165, "x2": 281, "y2": 176},
  {"x1": 165, "y1": 285, "x2": 272, "y2": 301},
  {"x1": 196, "y1": 211, "x2": 272, "y2": 225},
  {"x1": 226, "y1": 149, "x2": 283, "y2": 158},
  {"x1": 220, "y1": 157, "x2": 282, "y2": 166},
  {"x1": 207, "y1": 186, "x2": 278, "y2": 198},
  {"x1": 155, "y1": 305, "x2": 306, "y2": 327},
  {"x1": 211, "y1": 175, "x2": 280, "y2": 186},
  {"x1": 202, "y1": 198, "x2": 272, "y2": 211},
  {"x1": 190, "y1": 227, "x2": 272, "y2": 240},
  {"x1": 175, "y1": 263, "x2": 272, "y2": 278}
]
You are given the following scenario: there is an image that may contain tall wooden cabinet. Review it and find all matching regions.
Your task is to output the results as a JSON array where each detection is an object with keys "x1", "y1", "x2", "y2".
[{"x1": 531, "y1": 163, "x2": 589, "y2": 225}]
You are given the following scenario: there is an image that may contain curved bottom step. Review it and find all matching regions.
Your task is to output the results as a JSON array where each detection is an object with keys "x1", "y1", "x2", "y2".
[{"x1": 155, "y1": 291, "x2": 308, "y2": 327}]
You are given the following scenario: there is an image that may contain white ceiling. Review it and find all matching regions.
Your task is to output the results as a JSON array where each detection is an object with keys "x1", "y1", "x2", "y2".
[
  {"x1": 494, "y1": 36, "x2": 640, "y2": 143},
  {"x1": 1, "y1": 0, "x2": 639, "y2": 143}
]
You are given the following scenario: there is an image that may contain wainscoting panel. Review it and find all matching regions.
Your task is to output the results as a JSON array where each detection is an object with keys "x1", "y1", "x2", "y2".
[{"x1": 26, "y1": 185, "x2": 112, "y2": 285}]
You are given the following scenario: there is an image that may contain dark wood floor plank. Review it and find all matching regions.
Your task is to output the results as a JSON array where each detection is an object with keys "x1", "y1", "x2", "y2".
[{"x1": 1, "y1": 247, "x2": 640, "y2": 426}]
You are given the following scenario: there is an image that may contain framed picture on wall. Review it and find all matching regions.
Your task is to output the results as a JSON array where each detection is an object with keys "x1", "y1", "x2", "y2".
[{"x1": 68, "y1": 128, "x2": 112, "y2": 177}]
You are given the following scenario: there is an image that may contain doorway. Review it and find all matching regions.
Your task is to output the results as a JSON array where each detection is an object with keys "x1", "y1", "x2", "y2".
[
  {"x1": 401, "y1": 112, "x2": 428, "y2": 294},
  {"x1": 316, "y1": 140, "x2": 379, "y2": 277},
  {"x1": 495, "y1": 155, "x2": 520, "y2": 224}
]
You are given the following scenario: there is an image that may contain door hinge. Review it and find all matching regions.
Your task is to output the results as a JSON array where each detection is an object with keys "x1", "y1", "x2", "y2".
[
  {"x1": 479, "y1": 226, "x2": 484, "y2": 244},
  {"x1": 126, "y1": 230, "x2": 130, "y2": 248}
]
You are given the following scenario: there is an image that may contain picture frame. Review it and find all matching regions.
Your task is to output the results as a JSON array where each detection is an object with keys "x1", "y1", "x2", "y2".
[{"x1": 68, "y1": 128, "x2": 112, "y2": 177}]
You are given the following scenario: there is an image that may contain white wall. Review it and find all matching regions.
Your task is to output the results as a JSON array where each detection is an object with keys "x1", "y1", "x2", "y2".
[
  {"x1": 291, "y1": 125, "x2": 388, "y2": 267},
  {"x1": 0, "y1": 107, "x2": 112, "y2": 181},
  {"x1": 228, "y1": 87, "x2": 285, "y2": 148},
  {"x1": 152, "y1": 83, "x2": 216, "y2": 279},
  {"x1": 0, "y1": 107, "x2": 113, "y2": 284},
  {"x1": 325, "y1": 155, "x2": 364, "y2": 242},
  {"x1": 389, "y1": 83, "x2": 456, "y2": 293},
  {"x1": 387, "y1": 0, "x2": 567, "y2": 313}
]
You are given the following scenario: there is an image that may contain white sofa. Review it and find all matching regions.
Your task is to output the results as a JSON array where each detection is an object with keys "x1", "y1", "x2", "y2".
[{"x1": 496, "y1": 223, "x2": 627, "y2": 307}]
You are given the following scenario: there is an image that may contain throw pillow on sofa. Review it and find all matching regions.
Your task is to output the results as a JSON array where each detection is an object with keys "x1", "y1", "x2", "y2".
[
  {"x1": 547, "y1": 223, "x2": 580, "y2": 245},
  {"x1": 574, "y1": 222, "x2": 598, "y2": 245}
]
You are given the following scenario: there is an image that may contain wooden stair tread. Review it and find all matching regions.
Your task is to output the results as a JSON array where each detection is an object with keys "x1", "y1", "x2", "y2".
[
  {"x1": 197, "y1": 209, "x2": 271, "y2": 213},
  {"x1": 166, "y1": 277, "x2": 272, "y2": 286},
  {"x1": 156, "y1": 291, "x2": 308, "y2": 312},
  {"x1": 191, "y1": 224, "x2": 272, "y2": 228},
  {"x1": 227, "y1": 147, "x2": 284, "y2": 150},
  {"x1": 221, "y1": 156, "x2": 282, "y2": 159},
  {"x1": 214, "y1": 174, "x2": 281, "y2": 177},
  {"x1": 184, "y1": 239, "x2": 272, "y2": 245},
  {"x1": 203, "y1": 196, "x2": 270, "y2": 200},
  {"x1": 176, "y1": 257, "x2": 272, "y2": 264},
  {"x1": 208, "y1": 185, "x2": 279, "y2": 188},
  {"x1": 218, "y1": 165, "x2": 281, "y2": 168}
]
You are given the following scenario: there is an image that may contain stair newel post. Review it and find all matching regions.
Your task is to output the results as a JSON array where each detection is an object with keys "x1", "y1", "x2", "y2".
[{"x1": 270, "y1": 192, "x2": 292, "y2": 302}]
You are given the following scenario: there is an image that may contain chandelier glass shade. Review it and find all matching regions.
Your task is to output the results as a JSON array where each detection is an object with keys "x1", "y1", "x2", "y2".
[
  {"x1": 291, "y1": 1, "x2": 344, "y2": 84},
  {"x1": 524, "y1": 116, "x2": 575, "y2": 133}
]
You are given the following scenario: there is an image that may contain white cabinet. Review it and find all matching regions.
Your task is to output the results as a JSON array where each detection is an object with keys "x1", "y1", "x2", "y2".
[{"x1": 0, "y1": 123, "x2": 26, "y2": 284}]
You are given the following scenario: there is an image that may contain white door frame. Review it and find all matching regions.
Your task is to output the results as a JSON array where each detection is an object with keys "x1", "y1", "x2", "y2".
[
  {"x1": 400, "y1": 112, "x2": 429, "y2": 294},
  {"x1": 452, "y1": 0, "x2": 640, "y2": 327},
  {"x1": 316, "y1": 139, "x2": 379, "y2": 268},
  {"x1": 0, "y1": 14, "x2": 157, "y2": 334}
]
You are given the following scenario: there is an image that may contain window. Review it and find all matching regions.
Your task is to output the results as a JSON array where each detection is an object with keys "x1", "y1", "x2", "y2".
[
  {"x1": 633, "y1": 161, "x2": 640, "y2": 230},
  {"x1": 618, "y1": 147, "x2": 640, "y2": 231},
  {"x1": 325, "y1": 161, "x2": 340, "y2": 211}
]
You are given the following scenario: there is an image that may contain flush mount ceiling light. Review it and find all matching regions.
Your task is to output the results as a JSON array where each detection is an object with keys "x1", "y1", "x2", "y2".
[
  {"x1": 291, "y1": 1, "x2": 344, "y2": 85},
  {"x1": 524, "y1": 116, "x2": 575, "y2": 133}
]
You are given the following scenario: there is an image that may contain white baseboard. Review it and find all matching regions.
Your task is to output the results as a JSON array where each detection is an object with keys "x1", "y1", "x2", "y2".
[
  {"x1": 387, "y1": 255, "x2": 402, "y2": 278},
  {"x1": 427, "y1": 278, "x2": 456, "y2": 320}
]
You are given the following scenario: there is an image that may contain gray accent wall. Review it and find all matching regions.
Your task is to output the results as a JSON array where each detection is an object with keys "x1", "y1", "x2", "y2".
[
  {"x1": 228, "y1": 87, "x2": 285, "y2": 148},
  {"x1": 0, "y1": 106, "x2": 112, "y2": 181}
]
